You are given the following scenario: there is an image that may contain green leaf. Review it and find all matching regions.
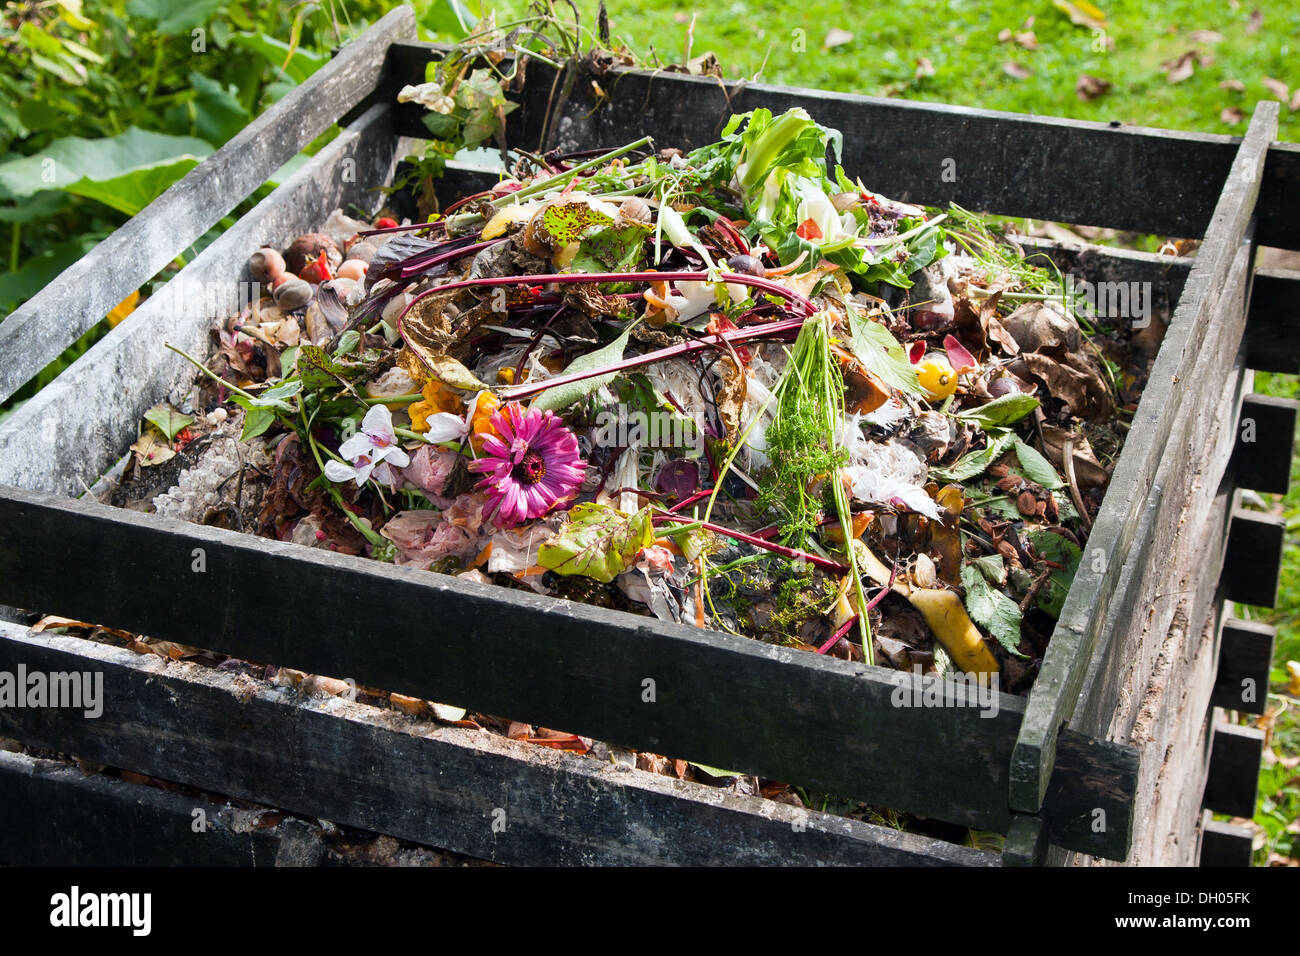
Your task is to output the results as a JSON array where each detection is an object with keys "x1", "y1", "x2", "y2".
[
  {"x1": 65, "y1": 155, "x2": 201, "y2": 216},
  {"x1": 143, "y1": 403, "x2": 193, "y2": 442},
  {"x1": 537, "y1": 503, "x2": 655, "y2": 584},
  {"x1": 188, "y1": 71, "x2": 250, "y2": 146},
  {"x1": 961, "y1": 563, "x2": 1024, "y2": 657},
  {"x1": 972, "y1": 553, "x2": 1007, "y2": 586},
  {"x1": 1024, "y1": 529, "x2": 1082, "y2": 618},
  {"x1": 1013, "y1": 439, "x2": 1065, "y2": 490},
  {"x1": 688, "y1": 762, "x2": 743, "y2": 780},
  {"x1": 531, "y1": 328, "x2": 631, "y2": 413},
  {"x1": 239, "y1": 405, "x2": 276, "y2": 441},
  {"x1": 846, "y1": 310, "x2": 922, "y2": 395},
  {"x1": 127, "y1": 0, "x2": 222, "y2": 34},
  {"x1": 333, "y1": 330, "x2": 361, "y2": 357},
  {"x1": 957, "y1": 393, "x2": 1040, "y2": 428},
  {"x1": 297, "y1": 345, "x2": 349, "y2": 392},
  {"x1": 931, "y1": 431, "x2": 1015, "y2": 483},
  {"x1": 229, "y1": 32, "x2": 327, "y2": 85}
]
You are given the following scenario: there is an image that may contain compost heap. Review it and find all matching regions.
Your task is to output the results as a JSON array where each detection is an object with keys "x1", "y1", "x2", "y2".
[{"x1": 141, "y1": 107, "x2": 1147, "y2": 694}]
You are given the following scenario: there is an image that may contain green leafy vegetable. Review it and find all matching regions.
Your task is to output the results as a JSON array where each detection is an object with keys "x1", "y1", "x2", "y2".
[
  {"x1": 957, "y1": 393, "x2": 1040, "y2": 428},
  {"x1": 1013, "y1": 439, "x2": 1065, "y2": 490},
  {"x1": 531, "y1": 328, "x2": 631, "y2": 412},
  {"x1": 537, "y1": 503, "x2": 656, "y2": 583},
  {"x1": 846, "y1": 310, "x2": 922, "y2": 395},
  {"x1": 143, "y1": 403, "x2": 193, "y2": 442},
  {"x1": 961, "y1": 563, "x2": 1024, "y2": 657}
]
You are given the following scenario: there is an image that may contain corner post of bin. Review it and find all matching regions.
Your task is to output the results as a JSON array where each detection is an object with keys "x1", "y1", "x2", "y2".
[{"x1": 1003, "y1": 101, "x2": 1281, "y2": 847}]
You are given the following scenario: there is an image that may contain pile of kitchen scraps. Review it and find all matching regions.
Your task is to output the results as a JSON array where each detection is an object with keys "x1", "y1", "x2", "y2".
[{"x1": 115, "y1": 105, "x2": 1155, "y2": 696}]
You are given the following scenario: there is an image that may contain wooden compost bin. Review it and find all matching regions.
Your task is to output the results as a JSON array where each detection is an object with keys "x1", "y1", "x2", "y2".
[{"x1": 0, "y1": 8, "x2": 1297, "y2": 866}]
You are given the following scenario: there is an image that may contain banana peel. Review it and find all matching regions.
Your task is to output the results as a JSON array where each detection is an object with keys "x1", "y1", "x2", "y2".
[{"x1": 858, "y1": 543, "x2": 1001, "y2": 678}]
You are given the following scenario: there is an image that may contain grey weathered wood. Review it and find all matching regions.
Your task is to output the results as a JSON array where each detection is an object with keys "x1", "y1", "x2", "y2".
[
  {"x1": 1009, "y1": 102, "x2": 1279, "y2": 815},
  {"x1": 0, "y1": 7, "x2": 417, "y2": 406},
  {"x1": 1199, "y1": 817, "x2": 1255, "y2": 867},
  {"x1": 0, "y1": 626, "x2": 998, "y2": 867},
  {"x1": 0, "y1": 486, "x2": 1136, "y2": 858},
  {"x1": 1202, "y1": 722, "x2": 1265, "y2": 819},
  {"x1": 0, "y1": 103, "x2": 405, "y2": 496},
  {"x1": 1244, "y1": 268, "x2": 1300, "y2": 374},
  {"x1": 1221, "y1": 509, "x2": 1286, "y2": 607},
  {"x1": 1231, "y1": 393, "x2": 1298, "y2": 495},
  {"x1": 385, "y1": 43, "x2": 1300, "y2": 248},
  {"x1": 1211, "y1": 618, "x2": 1276, "y2": 716}
]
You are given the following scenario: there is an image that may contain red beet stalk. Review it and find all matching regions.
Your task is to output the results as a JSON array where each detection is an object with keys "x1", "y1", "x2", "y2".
[{"x1": 652, "y1": 513, "x2": 848, "y2": 573}]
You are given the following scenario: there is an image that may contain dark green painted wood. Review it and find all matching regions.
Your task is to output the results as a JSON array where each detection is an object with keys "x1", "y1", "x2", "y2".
[
  {"x1": 1222, "y1": 509, "x2": 1286, "y2": 608},
  {"x1": 1202, "y1": 723, "x2": 1265, "y2": 819},
  {"x1": 1243, "y1": 268, "x2": 1300, "y2": 374},
  {"x1": 1211, "y1": 618, "x2": 1276, "y2": 716},
  {"x1": 1231, "y1": 393, "x2": 1298, "y2": 495},
  {"x1": 1199, "y1": 819, "x2": 1255, "y2": 867}
]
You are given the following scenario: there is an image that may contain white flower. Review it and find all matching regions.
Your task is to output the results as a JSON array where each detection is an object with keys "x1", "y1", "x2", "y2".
[{"x1": 323, "y1": 404, "x2": 411, "y2": 487}]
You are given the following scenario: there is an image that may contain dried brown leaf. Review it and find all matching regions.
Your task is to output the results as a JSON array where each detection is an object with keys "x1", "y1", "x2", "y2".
[
  {"x1": 1003, "y1": 61, "x2": 1033, "y2": 80},
  {"x1": 1076, "y1": 73, "x2": 1112, "y2": 100}
]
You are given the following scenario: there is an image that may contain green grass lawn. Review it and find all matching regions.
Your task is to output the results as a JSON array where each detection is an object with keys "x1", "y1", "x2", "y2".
[{"x1": 496, "y1": 0, "x2": 1300, "y2": 140}]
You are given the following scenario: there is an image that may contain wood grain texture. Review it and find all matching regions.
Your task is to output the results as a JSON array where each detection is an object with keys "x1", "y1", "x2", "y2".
[
  {"x1": 0, "y1": 103, "x2": 404, "y2": 496},
  {"x1": 0, "y1": 486, "x2": 1136, "y2": 858},
  {"x1": 0, "y1": 626, "x2": 998, "y2": 867},
  {"x1": 1009, "y1": 102, "x2": 1279, "y2": 815},
  {"x1": 1202, "y1": 722, "x2": 1265, "y2": 819},
  {"x1": 0, "y1": 7, "x2": 417, "y2": 406}
]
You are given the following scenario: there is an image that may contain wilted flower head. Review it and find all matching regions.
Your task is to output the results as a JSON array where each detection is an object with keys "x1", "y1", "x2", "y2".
[{"x1": 468, "y1": 403, "x2": 585, "y2": 528}]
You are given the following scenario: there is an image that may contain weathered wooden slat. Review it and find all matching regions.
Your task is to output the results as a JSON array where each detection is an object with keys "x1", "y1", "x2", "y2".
[
  {"x1": 1243, "y1": 268, "x2": 1300, "y2": 374},
  {"x1": 0, "y1": 626, "x2": 998, "y2": 867},
  {"x1": 1221, "y1": 509, "x2": 1286, "y2": 607},
  {"x1": 1202, "y1": 722, "x2": 1265, "y2": 819},
  {"x1": 1211, "y1": 618, "x2": 1276, "y2": 716},
  {"x1": 0, "y1": 7, "x2": 417, "y2": 406},
  {"x1": 383, "y1": 43, "x2": 1300, "y2": 248},
  {"x1": 1002, "y1": 814, "x2": 1047, "y2": 867},
  {"x1": 0, "y1": 103, "x2": 404, "y2": 497},
  {"x1": 1231, "y1": 393, "x2": 1298, "y2": 495},
  {"x1": 1008, "y1": 102, "x2": 1279, "y2": 815},
  {"x1": 1199, "y1": 817, "x2": 1255, "y2": 867},
  {"x1": 0, "y1": 750, "x2": 437, "y2": 867},
  {"x1": 0, "y1": 487, "x2": 1135, "y2": 858}
]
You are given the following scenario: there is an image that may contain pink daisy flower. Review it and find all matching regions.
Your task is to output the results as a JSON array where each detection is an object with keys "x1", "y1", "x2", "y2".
[{"x1": 469, "y1": 403, "x2": 586, "y2": 529}]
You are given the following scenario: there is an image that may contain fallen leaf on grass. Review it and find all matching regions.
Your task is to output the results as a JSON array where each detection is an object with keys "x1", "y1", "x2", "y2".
[
  {"x1": 823, "y1": 28, "x2": 853, "y2": 49},
  {"x1": 1246, "y1": 10, "x2": 1262, "y2": 35},
  {"x1": 1003, "y1": 61, "x2": 1033, "y2": 80},
  {"x1": 914, "y1": 57, "x2": 935, "y2": 79},
  {"x1": 1163, "y1": 51, "x2": 1197, "y2": 84},
  {"x1": 1014, "y1": 31, "x2": 1039, "y2": 50},
  {"x1": 1187, "y1": 29, "x2": 1224, "y2": 44},
  {"x1": 1076, "y1": 74, "x2": 1112, "y2": 100},
  {"x1": 1291, "y1": 90, "x2": 1300, "y2": 112},
  {"x1": 1263, "y1": 77, "x2": 1290, "y2": 103},
  {"x1": 1221, "y1": 106, "x2": 1246, "y2": 124},
  {"x1": 1052, "y1": 0, "x2": 1107, "y2": 31},
  {"x1": 1219, "y1": 78, "x2": 1246, "y2": 92}
]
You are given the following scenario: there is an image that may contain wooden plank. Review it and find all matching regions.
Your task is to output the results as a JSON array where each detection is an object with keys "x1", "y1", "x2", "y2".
[
  {"x1": 0, "y1": 486, "x2": 1135, "y2": 858},
  {"x1": 1002, "y1": 814, "x2": 1047, "y2": 867},
  {"x1": 1202, "y1": 722, "x2": 1265, "y2": 819},
  {"x1": 1199, "y1": 817, "x2": 1255, "y2": 867},
  {"x1": 1211, "y1": 618, "x2": 1276, "y2": 716},
  {"x1": 1221, "y1": 509, "x2": 1286, "y2": 608},
  {"x1": 0, "y1": 626, "x2": 998, "y2": 867},
  {"x1": 0, "y1": 102, "x2": 405, "y2": 497},
  {"x1": 0, "y1": 8, "x2": 417, "y2": 406},
  {"x1": 1231, "y1": 393, "x2": 1298, "y2": 495},
  {"x1": 0, "y1": 750, "x2": 465, "y2": 867},
  {"x1": 1243, "y1": 268, "x2": 1300, "y2": 374},
  {"x1": 382, "y1": 43, "x2": 1300, "y2": 247},
  {"x1": 1008, "y1": 102, "x2": 1279, "y2": 815}
]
